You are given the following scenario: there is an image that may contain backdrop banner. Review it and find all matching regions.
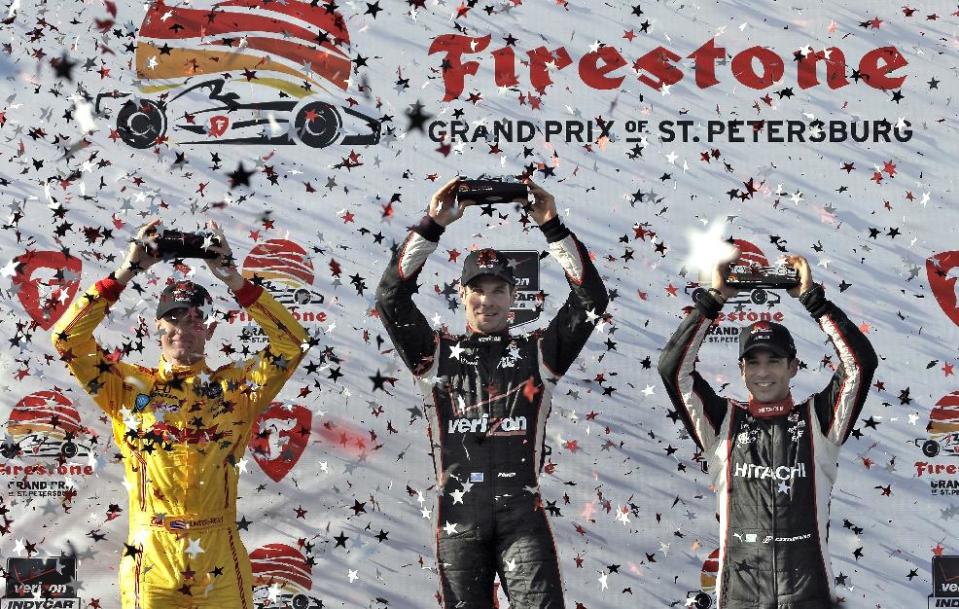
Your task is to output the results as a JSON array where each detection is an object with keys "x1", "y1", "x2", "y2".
[{"x1": 0, "y1": 1, "x2": 955, "y2": 608}]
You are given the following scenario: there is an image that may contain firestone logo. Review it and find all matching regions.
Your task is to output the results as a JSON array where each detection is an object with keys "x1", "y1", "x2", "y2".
[
  {"x1": 685, "y1": 548, "x2": 718, "y2": 609},
  {"x1": 1, "y1": 391, "x2": 96, "y2": 463},
  {"x1": 914, "y1": 462, "x2": 959, "y2": 478},
  {"x1": 11, "y1": 251, "x2": 81, "y2": 331},
  {"x1": 0, "y1": 391, "x2": 96, "y2": 503},
  {"x1": 429, "y1": 36, "x2": 907, "y2": 100},
  {"x1": 249, "y1": 402, "x2": 312, "y2": 483},
  {"x1": 914, "y1": 461, "x2": 959, "y2": 496}
]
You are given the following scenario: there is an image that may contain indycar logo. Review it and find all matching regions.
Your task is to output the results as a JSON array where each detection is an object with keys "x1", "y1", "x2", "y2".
[
  {"x1": 447, "y1": 414, "x2": 528, "y2": 436},
  {"x1": 928, "y1": 252, "x2": 959, "y2": 328},
  {"x1": 499, "y1": 250, "x2": 541, "y2": 329},
  {"x1": 96, "y1": 0, "x2": 380, "y2": 149},
  {"x1": 11, "y1": 251, "x2": 81, "y2": 331},
  {"x1": 1, "y1": 557, "x2": 81, "y2": 608},
  {"x1": 249, "y1": 402, "x2": 312, "y2": 483},
  {"x1": 929, "y1": 555, "x2": 959, "y2": 607}
]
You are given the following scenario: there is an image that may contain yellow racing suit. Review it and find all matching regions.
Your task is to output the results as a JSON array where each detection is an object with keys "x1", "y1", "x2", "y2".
[{"x1": 52, "y1": 277, "x2": 308, "y2": 609}]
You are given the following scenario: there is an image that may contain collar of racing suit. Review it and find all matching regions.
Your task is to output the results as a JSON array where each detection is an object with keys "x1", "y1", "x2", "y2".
[
  {"x1": 746, "y1": 393, "x2": 795, "y2": 418},
  {"x1": 464, "y1": 326, "x2": 511, "y2": 344},
  {"x1": 156, "y1": 356, "x2": 211, "y2": 381}
]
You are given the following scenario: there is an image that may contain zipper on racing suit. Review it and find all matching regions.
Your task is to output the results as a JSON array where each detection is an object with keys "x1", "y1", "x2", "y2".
[{"x1": 771, "y1": 421, "x2": 778, "y2": 600}]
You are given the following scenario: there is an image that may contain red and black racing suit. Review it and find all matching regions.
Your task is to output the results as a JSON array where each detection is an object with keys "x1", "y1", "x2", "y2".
[
  {"x1": 375, "y1": 215, "x2": 608, "y2": 609},
  {"x1": 658, "y1": 286, "x2": 878, "y2": 609}
]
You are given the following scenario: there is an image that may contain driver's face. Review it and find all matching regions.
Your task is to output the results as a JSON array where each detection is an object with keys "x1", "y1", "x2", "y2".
[
  {"x1": 156, "y1": 307, "x2": 212, "y2": 366},
  {"x1": 740, "y1": 350, "x2": 798, "y2": 403},
  {"x1": 459, "y1": 276, "x2": 516, "y2": 334}
]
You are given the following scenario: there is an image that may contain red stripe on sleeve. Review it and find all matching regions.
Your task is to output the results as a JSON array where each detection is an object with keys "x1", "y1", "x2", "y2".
[{"x1": 235, "y1": 281, "x2": 264, "y2": 307}]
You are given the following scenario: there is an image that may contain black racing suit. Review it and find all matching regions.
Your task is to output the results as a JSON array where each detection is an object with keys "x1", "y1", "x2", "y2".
[
  {"x1": 376, "y1": 215, "x2": 608, "y2": 609},
  {"x1": 658, "y1": 287, "x2": 877, "y2": 609}
]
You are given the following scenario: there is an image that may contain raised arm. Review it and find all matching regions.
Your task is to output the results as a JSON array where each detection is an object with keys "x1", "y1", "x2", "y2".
[
  {"x1": 51, "y1": 221, "x2": 162, "y2": 417},
  {"x1": 657, "y1": 254, "x2": 740, "y2": 451},
  {"x1": 227, "y1": 282, "x2": 309, "y2": 414},
  {"x1": 375, "y1": 178, "x2": 462, "y2": 377},
  {"x1": 51, "y1": 279, "x2": 146, "y2": 417},
  {"x1": 531, "y1": 181, "x2": 609, "y2": 378},
  {"x1": 802, "y1": 285, "x2": 878, "y2": 444},
  {"x1": 782, "y1": 255, "x2": 878, "y2": 445},
  {"x1": 204, "y1": 221, "x2": 308, "y2": 415},
  {"x1": 657, "y1": 293, "x2": 730, "y2": 451}
]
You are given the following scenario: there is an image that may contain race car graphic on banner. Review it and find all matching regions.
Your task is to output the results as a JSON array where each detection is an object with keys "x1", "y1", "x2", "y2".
[
  {"x1": 96, "y1": 0, "x2": 381, "y2": 148},
  {"x1": 243, "y1": 239, "x2": 325, "y2": 306},
  {"x1": 250, "y1": 544, "x2": 323, "y2": 609},
  {"x1": 916, "y1": 391, "x2": 959, "y2": 459},
  {"x1": 1, "y1": 391, "x2": 96, "y2": 461}
]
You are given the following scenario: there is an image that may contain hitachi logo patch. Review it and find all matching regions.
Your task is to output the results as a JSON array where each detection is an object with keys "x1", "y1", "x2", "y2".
[
  {"x1": 734, "y1": 462, "x2": 806, "y2": 480},
  {"x1": 447, "y1": 414, "x2": 527, "y2": 435}
]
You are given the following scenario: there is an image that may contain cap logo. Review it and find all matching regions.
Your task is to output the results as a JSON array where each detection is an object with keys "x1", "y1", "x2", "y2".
[{"x1": 476, "y1": 249, "x2": 499, "y2": 269}]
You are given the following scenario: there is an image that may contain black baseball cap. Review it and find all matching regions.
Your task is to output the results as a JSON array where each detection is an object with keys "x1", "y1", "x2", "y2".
[
  {"x1": 460, "y1": 248, "x2": 515, "y2": 288},
  {"x1": 738, "y1": 321, "x2": 796, "y2": 360},
  {"x1": 156, "y1": 280, "x2": 212, "y2": 319}
]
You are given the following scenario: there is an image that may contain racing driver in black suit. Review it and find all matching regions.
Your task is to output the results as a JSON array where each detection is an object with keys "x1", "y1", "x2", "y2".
[
  {"x1": 375, "y1": 177, "x2": 608, "y2": 609},
  {"x1": 658, "y1": 254, "x2": 878, "y2": 609}
]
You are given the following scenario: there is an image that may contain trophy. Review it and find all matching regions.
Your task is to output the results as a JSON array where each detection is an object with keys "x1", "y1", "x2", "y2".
[
  {"x1": 456, "y1": 175, "x2": 530, "y2": 205},
  {"x1": 725, "y1": 263, "x2": 800, "y2": 290},
  {"x1": 152, "y1": 229, "x2": 221, "y2": 260}
]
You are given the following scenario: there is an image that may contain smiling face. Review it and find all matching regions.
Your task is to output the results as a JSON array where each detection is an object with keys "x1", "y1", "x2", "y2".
[
  {"x1": 459, "y1": 275, "x2": 516, "y2": 334},
  {"x1": 156, "y1": 306, "x2": 214, "y2": 366},
  {"x1": 740, "y1": 349, "x2": 799, "y2": 403}
]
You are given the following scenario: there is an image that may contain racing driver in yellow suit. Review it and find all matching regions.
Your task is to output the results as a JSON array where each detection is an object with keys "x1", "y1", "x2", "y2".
[{"x1": 51, "y1": 220, "x2": 308, "y2": 609}]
